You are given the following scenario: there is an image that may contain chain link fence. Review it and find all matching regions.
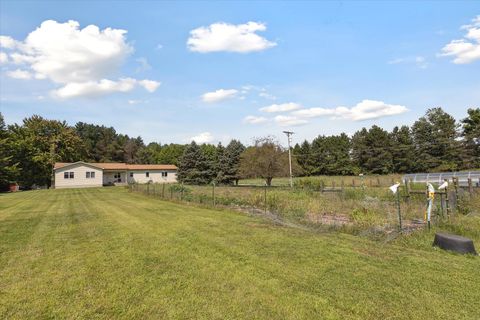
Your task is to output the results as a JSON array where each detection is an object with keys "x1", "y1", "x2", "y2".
[{"x1": 128, "y1": 181, "x2": 478, "y2": 238}]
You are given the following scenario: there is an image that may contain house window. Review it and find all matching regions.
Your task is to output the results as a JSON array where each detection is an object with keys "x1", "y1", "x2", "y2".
[
  {"x1": 86, "y1": 172, "x2": 90, "y2": 178},
  {"x1": 113, "y1": 172, "x2": 121, "y2": 183},
  {"x1": 86, "y1": 171, "x2": 95, "y2": 179},
  {"x1": 146, "y1": 172, "x2": 149, "y2": 178},
  {"x1": 129, "y1": 172, "x2": 133, "y2": 178},
  {"x1": 64, "y1": 172, "x2": 74, "y2": 179},
  {"x1": 162, "y1": 172, "x2": 168, "y2": 177}
]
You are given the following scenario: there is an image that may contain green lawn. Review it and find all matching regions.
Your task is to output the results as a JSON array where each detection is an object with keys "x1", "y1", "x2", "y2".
[{"x1": 0, "y1": 188, "x2": 478, "y2": 319}]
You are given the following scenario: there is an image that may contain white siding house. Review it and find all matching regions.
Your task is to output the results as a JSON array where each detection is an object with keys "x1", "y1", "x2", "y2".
[{"x1": 53, "y1": 162, "x2": 178, "y2": 189}]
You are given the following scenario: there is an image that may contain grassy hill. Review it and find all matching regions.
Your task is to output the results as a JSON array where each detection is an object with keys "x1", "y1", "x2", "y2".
[{"x1": 0, "y1": 187, "x2": 478, "y2": 319}]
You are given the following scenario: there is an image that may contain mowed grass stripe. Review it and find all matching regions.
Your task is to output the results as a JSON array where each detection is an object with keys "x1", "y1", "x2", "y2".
[{"x1": 0, "y1": 188, "x2": 479, "y2": 319}]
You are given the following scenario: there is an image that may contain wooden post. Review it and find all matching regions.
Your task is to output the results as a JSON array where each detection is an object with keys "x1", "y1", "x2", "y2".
[
  {"x1": 162, "y1": 183, "x2": 165, "y2": 198},
  {"x1": 352, "y1": 179, "x2": 355, "y2": 188},
  {"x1": 170, "y1": 186, "x2": 173, "y2": 199},
  {"x1": 377, "y1": 177, "x2": 381, "y2": 187}
]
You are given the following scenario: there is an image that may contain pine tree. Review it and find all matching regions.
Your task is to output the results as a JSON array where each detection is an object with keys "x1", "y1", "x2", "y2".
[
  {"x1": 390, "y1": 126, "x2": 416, "y2": 173},
  {"x1": 412, "y1": 108, "x2": 461, "y2": 171},
  {"x1": 352, "y1": 126, "x2": 392, "y2": 174},
  {"x1": 219, "y1": 140, "x2": 245, "y2": 185},
  {"x1": 461, "y1": 108, "x2": 480, "y2": 169},
  {"x1": 177, "y1": 141, "x2": 212, "y2": 184},
  {"x1": 0, "y1": 113, "x2": 19, "y2": 190}
]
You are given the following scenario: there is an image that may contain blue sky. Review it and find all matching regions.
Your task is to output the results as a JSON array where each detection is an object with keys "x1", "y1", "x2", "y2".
[{"x1": 0, "y1": 1, "x2": 479, "y2": 146}]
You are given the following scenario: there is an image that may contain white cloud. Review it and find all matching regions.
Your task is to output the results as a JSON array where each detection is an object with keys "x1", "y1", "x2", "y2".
[
  {"x1": 243, "y1": 115, "x2": 268, "y2": 124},
  {"x1": 202, "y1": 89, "x2": 238, "y2": 103},
  {"x1": 388, "y1": 56, "x2": 427, "y2": 69},
  {"x1": 128, "y1": 99, "x2": 148, "y2": 105},
  {"x1": 292, "y1": 99, "x2": 408, "y2": 121},
  {"x1": 0, "y1": 51, "x2": 8, "y2": 64},
  {"x1": 0, "y1": 20, "x2": 160, "y2": 98},
  {"x1": 274, "y1": 115, "x2": 308, "y2": 127},
  {"x1": 52, "y1": 78, "x2": 158, "y2": 99},
  {"x1": 190, "y1": 132, "x2": 214, "y2": 144},
  {"x1": 187, "y1": 21, "x2": 276, "y2": 53},
  {"x1": 6, "y1": 69, "x2": 33, "y2": 79},
  {"x1": 260, "y1": 102, "x2": 302, "y2": 113},
  {"x1": 139, "y1": 79, "x2": 161, "y2": 92},
  {"x1": 440, "y1": 15, "x2": 480, "y2": 64},
  {"x1": 0, "y1": 35, "x2": 20, "y2": 49},
  {"x1": 259, "y1": 91, "x2": 276, "y2": 100}
]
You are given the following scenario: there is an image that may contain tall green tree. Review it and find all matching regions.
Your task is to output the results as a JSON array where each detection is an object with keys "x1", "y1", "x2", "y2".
[
  {"x1": 10, "y1": 115, "x2": 85, "y2": 187},
  {"x1": 461, "y1": 108, "x2": 480, "y2": 169},
  {"x1": 0, "y1": 113, "x2": 19, "y2": 189},
  {"x1": 217, "y1": 139, "x2": 245, "y2": 185},
  {"x1": 412, "y1": 108, "x2": 461, "y2": 171},
  {"x1": 177, "y1": 141, "x2": 212, "y2": 184},
  {"x1": 390, "y1": 126, "x2": 416, "y2": 173},
  {"x1": 123, "y1": 136, "x2": 145, "y2": 164},
  {"x1": 352, "y1": 126, "x2": 393, "y2": 174},
  {"x1": 239, "y1": 137, "x2": 295, "y2": 186},
  {"x1": 155, "y1": 144, "x2": 186, "y2": 165}
]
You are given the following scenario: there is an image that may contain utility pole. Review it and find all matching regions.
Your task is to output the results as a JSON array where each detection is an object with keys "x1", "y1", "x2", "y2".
[{"x1": 283, "y1": 131, "x2": 294, "y2": 188}]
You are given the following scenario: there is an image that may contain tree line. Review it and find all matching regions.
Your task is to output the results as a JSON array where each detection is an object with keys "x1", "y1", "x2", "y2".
[
  {"x1": 0, "y1": 107, "x2": 479, "y2": 189},
  {"x1": 294, "y1": 108, "x2": 479, "y2": 175}
]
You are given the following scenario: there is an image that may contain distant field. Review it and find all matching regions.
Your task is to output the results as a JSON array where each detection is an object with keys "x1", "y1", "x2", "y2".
[
  {"x1": 240, "y1": 174, "x2": 403, "y2": 187},
  {"x1": 1, "y1": 188, "x2": 479, "y2": 319}
]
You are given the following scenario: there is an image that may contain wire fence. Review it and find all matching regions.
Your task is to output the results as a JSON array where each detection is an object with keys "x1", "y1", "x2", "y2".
[{"x1": 128, "y1": 181, "x2": 479, "y2": 237}]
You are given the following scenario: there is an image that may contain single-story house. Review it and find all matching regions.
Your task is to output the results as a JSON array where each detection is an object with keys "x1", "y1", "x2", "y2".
[{"x1": 53, "y1": 162, "x2": 178, "y2": 189}]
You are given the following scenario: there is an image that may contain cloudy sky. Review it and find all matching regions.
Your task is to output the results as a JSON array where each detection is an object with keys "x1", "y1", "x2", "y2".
[{"x1": 0, "y1": 1, "x2": 479, "y2": 145}]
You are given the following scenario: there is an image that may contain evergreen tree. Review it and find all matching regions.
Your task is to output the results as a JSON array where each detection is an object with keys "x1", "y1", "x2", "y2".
[
  {"x1": 461, "y1": 108, "x2": 480, "y2": 169},
  {"x1": 390, "y1": 126, "x2": 416, "y2": 173},
  {"x1": 214, "y1": 143, "x2": 226, "y2": 183},
  {"x1": 177, "y1": 141, "x2": 212, "y2": 184},
  {"x1": 351, "y1": 128, "x2": 369, "y2": 173},
  {"x1": 293, "y1": 140, "x2": 314, "y2": 176},
  {"x1": 324, "y1": 134, "x2": 353, "y2": 175},
  {"x1": 412, "y1": 108, "x2": 461, "y2": 171},
  {"x1": 218, "y1": 139, "x2": 245, "y2": 184},
  {"x1": 0, "y1": 113, "x2": 19, "y2": 190},
  {"x1": 352, "y1": 126, "x2": 393, "y2": 174},
  {"x1": 123, "y1": 136, "x2": 145, "y2": 164}
]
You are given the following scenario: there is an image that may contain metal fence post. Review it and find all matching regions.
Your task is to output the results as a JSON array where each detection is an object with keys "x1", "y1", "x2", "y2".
[
  {"x1": 396, "y1": 188, "x2": 402, "y2": 232},
  {"x1": 264, "y1": 183, "x2": 267, "y2": 214},
  {"x1": 212, "y1": 182, "x2": 216, "y2": 207}
]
